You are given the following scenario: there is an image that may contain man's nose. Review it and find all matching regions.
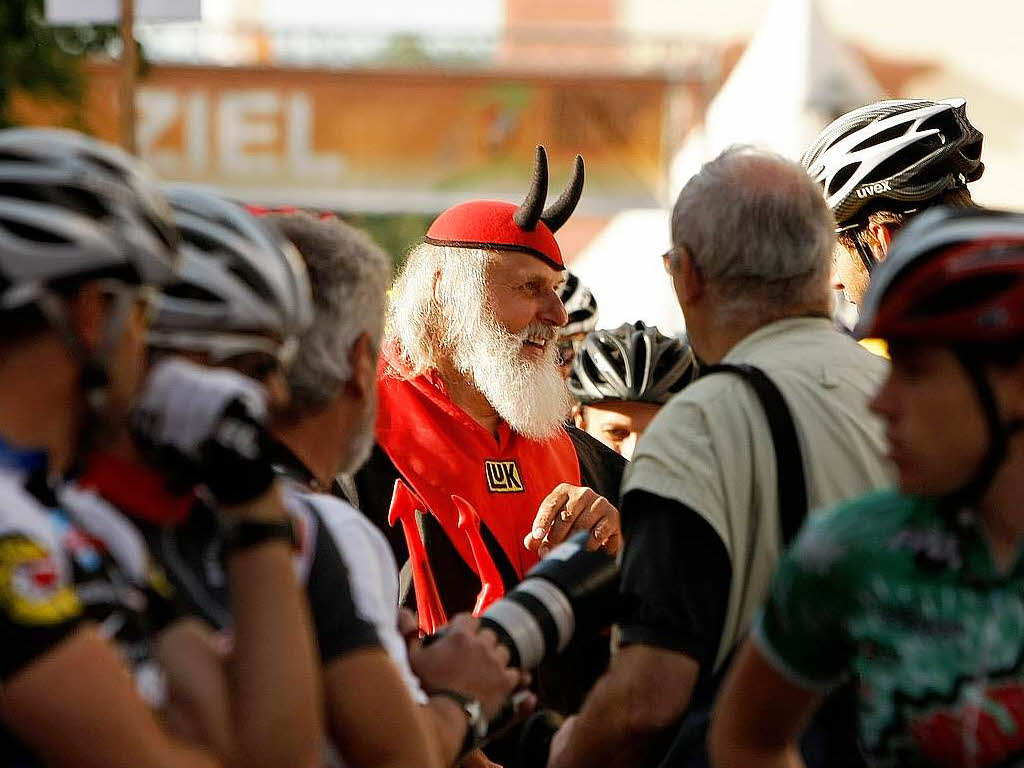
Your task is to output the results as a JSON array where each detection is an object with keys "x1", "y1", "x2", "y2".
[{"x1": 541, "y1": 289, "x2": 569, "y2": 328}]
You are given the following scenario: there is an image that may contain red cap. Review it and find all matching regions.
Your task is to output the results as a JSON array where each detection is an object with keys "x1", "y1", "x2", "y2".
[
  {"x1": 426, "y1": 200, "x2": 564, "y2": 269},
  {"x1": 423, "y1": 146, "x2": 584, "y2": 271}
]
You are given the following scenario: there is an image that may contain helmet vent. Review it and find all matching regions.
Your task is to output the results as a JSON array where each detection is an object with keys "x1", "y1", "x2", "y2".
[
  {"x1": 0, "y1": 151, "x2": 33, "y2": 164},
  {"x1": 652, "y1": 354, "x2": 683, "y2": 393},
  {"x1": 162, "y1": 281, "x2": 223, "y2": 303},
  {"x1": 0, "y1": 217, "x2": 72, "y2": 245},
  {"x1": 851, "y1": 122, "x2": 912, "y2": 153},
  {"x1": 862, "y1": 144, "x2": 933, "y2": 185},
  {"x1": 919, "y1": 111, "x2": 957, "y2": 137},
  {"x1": 828, "y1": 163, "x2": 857, "y2": 196},
  {"x1": 0, "y1": 182, "x2": 108, "y2": 220},
  {"x1": 226, "y1": 260, "x2": 275, "y2": 303}
]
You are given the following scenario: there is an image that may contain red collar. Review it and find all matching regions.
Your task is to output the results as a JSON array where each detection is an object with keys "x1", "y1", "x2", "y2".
[
  {"x1": 78, "y1": 452, "x2": 196, "y2": 526},
  {"x1": 381, "y1": 346, "x2": 516, "y2": 447}
]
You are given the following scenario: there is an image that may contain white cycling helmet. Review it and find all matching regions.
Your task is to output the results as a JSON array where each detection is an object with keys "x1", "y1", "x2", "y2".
[
  {"x1": 557, "y1": 270, "x2": 598, "y2": 337},
  {"x1": 149, "y1": 186, "x2": 313, "y2": 368},
  {"x1": 0, "y1": 128, "x2": 179, "y2": 312},
  {"x1": 802, "y1": 98, "x2": 984, "y2": 229}
]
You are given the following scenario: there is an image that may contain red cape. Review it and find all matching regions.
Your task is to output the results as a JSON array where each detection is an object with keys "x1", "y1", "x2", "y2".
[{"x1": 376, "y1": 347, "x2": 581, "y2": 580}]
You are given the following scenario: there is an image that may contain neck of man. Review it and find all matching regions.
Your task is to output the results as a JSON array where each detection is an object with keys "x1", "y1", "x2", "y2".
[
  {"x1": 0, "y1": 337, "x2": 81, "y2": 476},
  {"x1": 435, "y1": 356, "x2": 502, "y2": 435},
  {"x1": 687, "y1": 298, "x2": 830, "y2": 364},
  {"x1": 272, "y1": 408, "x2": 349, "y2": 490},
  {"x1": 976, "y1": 438, "x2": 1024, "y2": 572}
]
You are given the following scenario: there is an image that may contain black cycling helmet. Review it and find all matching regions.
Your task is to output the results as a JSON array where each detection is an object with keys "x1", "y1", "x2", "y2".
[
  {"x1": 802, "y1": 98, "x2": 984, "y2": 229},
  {"x1": 569, "y1": 321, "x2": 697, "y2": 405},
  {"x1": 557, "y1": 270, "x2": 598, "y2": 337},
  {"x1": 150, "y1": 185, "x2": 313, "y2": 368},
  {"x1": 0, "y1": 128, "x2": 179, "y2": 312}
]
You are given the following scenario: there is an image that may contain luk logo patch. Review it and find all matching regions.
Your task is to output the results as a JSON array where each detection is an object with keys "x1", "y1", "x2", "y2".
[{"x1": 485, "y1": 460, "x2": 525, "y2": 494}]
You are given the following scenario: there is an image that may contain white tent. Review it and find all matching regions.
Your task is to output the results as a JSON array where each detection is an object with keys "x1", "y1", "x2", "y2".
[
  {"x1": 573, "y1": 0, "x2": 885, "y2": 336},
  {"x1": 569, "y1": 209, "x2": 685, "y2": 335},
  {"x1": 668, "y1": 0, "x2": 883, "y2": 200}
]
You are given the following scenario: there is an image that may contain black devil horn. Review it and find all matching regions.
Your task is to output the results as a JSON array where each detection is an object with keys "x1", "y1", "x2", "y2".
[
  {"x1": 513, "y1": 145, "x2": 548, "y2": 231},
  {"x1": 541, "y1": 154, "x2": 584, "y2": 234}
]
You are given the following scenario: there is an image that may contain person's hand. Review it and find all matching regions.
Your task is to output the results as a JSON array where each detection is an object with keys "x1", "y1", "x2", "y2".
[
  {"x1": 157, "y1": 618, "x2": 232, "y2": 759},
  {"x1": 408, "y1": 613, "x2": 523, "y2": 719},
  {"x1": 462, "y1": 749, "x2": 503, "y2": 767},
  {"x1": 397, "y1": 607, "x2": 419, "y2": 641},
  {"x1": 525, "y1": 484, "x2": 621, "y2": 556},
  {"x1": 132, "y1": 357, "x2": 276, "y2": 506}
]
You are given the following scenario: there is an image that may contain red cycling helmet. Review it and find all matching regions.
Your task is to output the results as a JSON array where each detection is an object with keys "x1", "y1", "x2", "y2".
[
  {"x1": 857, "y1": 206, "x2": 1024, "y2": 508},
  {"x1": 856, "y1": 206, "x2": 1024, "y2": 344}
]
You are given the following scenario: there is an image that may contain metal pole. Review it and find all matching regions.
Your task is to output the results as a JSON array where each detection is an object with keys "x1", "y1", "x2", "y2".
[{"x1": 119, "y1": 0, "x2": 137, "y2": 154}]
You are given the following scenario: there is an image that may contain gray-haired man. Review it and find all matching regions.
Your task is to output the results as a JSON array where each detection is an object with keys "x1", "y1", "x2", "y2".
[
  {"x1": 548, "y1": 147, "x2": 893, "y2": 768},
  {"x1": 267, "y1": 213, "x2": 521, "y2": 768}
]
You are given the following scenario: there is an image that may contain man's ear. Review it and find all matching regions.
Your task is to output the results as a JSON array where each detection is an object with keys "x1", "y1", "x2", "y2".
[
  {"x1": 573, "y1": 405, "x2": 586, "y2": 430},
  {"x1": 65, "y1": 282, "x2": 107, "y2": 353},
  {"x1": 676, "y1": 247, "x2": 704, "y2": 304},
  {"x1": 830, "y1": 255, "x2": 845, "y2": 291},
  {"x1": 345, "y1": 333, "x2": 376, "y2": 401},
  {"x1": 867, "y1": 222, "x2": 893, "y2": 261}
]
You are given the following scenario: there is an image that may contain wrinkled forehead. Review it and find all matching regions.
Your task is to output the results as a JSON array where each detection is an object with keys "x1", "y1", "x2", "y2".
[{"x1": 483, "y1": 250, "x2": 565, "y2": 287}]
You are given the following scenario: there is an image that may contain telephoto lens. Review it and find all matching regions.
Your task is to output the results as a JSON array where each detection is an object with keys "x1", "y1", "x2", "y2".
[{"x1": 479, "y1": 530, "x2": 619, "y2": 670}]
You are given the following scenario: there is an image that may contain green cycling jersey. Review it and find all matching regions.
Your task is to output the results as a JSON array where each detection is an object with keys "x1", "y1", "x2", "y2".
[{"x1": 755, "y1": 487, "x2": 1024, "y2": 768}]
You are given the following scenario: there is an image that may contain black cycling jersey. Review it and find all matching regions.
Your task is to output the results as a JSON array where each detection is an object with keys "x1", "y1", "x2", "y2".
[
  {"x1": 131, "y1": 443, "x2": 380, "y2": 664},
  {"x1": 1, "y1": 440, "x2": 174, "y2": 767}
]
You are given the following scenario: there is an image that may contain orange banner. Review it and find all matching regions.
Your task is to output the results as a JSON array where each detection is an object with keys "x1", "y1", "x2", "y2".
[{"x1": 16, "y1": 62, "x2": 691, "y2": 212}]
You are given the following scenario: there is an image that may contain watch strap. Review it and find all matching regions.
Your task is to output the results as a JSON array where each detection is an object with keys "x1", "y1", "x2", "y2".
[
  {"x1": 222, "y1": 518, "x2": 297, "y2": 553},
  {"x1": 429, "y1": 688, "x2": 486, "y2": 756}
]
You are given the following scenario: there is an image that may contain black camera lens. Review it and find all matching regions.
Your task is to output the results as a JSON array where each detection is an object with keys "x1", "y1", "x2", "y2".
[{"x1": 480, "y1": 531, "x2": 618, "y2": 670}]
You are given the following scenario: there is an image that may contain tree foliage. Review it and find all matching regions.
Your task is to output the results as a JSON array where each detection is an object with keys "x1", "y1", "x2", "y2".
[{"x1": 0, "y1": 0, "x2": 120, "y2": 128}]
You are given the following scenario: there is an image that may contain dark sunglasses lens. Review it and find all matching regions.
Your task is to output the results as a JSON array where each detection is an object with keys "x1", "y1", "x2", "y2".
[{"x1": 558, "y1": 342, "x2": 576, "y2": 366}]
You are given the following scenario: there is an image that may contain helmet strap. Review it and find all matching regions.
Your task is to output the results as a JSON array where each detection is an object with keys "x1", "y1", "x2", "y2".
[
  {"x1": 942, "y1": 350, "x2": 1016, "y2": 510},
  {"x1": 852, "y1": 230, "x2": 878, "y2": 275},
  {"x1": 35, "y1": 287, "x2": 138, "y2": 445}
]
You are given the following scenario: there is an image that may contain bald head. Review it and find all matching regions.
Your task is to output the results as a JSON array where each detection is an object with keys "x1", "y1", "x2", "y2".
[{"x1": 671, "y1": 145, "x2": 834, "y2": 315}]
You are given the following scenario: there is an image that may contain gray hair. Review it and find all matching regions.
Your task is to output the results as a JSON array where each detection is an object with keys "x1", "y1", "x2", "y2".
[
  {"x1": 387, "y1": 242, "x2": 489, "y2": 377},
  {"x1": 268, "y1": 212, "x2": 391, "y2": 416},
  {"x1": 671, "y1": 146, "x2": 834, "y2": 318}
]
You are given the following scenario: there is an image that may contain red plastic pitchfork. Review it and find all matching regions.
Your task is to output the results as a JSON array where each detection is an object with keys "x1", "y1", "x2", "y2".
[
  {"x1": 387, "y1": 479, "x2": 447, "y2": 634},
  {"x1": 451, "y1": 495, "x2": 506, "y2": 615}
]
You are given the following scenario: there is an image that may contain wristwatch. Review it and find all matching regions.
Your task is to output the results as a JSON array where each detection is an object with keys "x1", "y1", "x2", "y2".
[
  {"x1": 222, "y1": 518, "x2": 298, "y2": 553},
  {"x1": 431, "y1": 688, "x2": 488, "y2": 756}
]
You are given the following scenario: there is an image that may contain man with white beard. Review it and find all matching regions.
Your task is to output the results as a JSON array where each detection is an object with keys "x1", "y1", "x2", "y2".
[{"x1": 352, "y1": 148, "x2": 626, "y2": 651}]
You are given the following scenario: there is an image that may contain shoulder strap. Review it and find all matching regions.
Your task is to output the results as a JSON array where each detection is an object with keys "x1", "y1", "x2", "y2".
[{"x1": 700, "y1": 363, "x2": 807, "y2": 546}]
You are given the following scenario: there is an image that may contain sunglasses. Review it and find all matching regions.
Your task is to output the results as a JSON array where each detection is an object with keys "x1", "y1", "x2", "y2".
[
  {"x1": 97, "y1": 281, "x2": 160, "y2": 327},
  {"x1": 220, "y1": 351, "x2": 285, "y2": 382},
  {"x1": 557, "y1": 339, "x2": 578, "y2": 367}
]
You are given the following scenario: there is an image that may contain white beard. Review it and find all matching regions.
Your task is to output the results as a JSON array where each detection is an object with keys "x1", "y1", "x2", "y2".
[{"x1": 452, "y1": 304, "x2": 573, "y2": 441}]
